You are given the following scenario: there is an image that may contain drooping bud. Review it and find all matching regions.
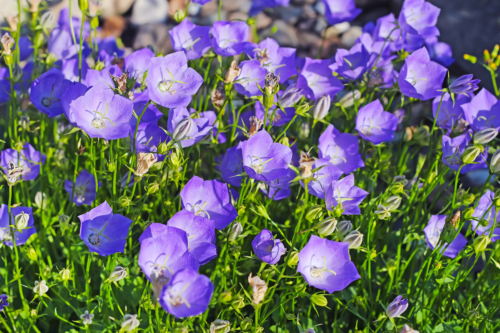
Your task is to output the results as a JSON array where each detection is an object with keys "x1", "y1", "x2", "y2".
[
  {"x1": 473, "y1": 235, "x2": 491, "y2": 253},
  {"x1": 490, "y1": 148, "x2": 500, "y2": 173},
  {"x1": 310, "y1": 294, "x2": 328, "y2": 307},
  {"x1": 441, "y1": 211, "x2": 460, "y2": 244},
  {"x1": 462, "y1": 145, "x2": 483, "y2": 164},
  {"x1": 374, "y1": 205, "x2": 391, "y2": 219},
  {"x1": 278, "y1": 84, "x2": 302, "y2": 107},
  {"x1": 306, "y1": 205, "x2": 324, "y2": 222},
  {"x1": 311, "y1": 95, "x2": 331, "y2": 121},
  {"x1": 33, "y1": 280, "x2": 49, "y2": 296},
  {"x1": 108, "y1": 266, "x2": 127, "y2": 283},
  {"x1": 211, "y1": 88, "x2": 225, "y2": 109},
  {"x1": 248, "y1": 116, "x2": 263, "y2": 137},
  {"x1": 228, "y1": 222, "x2": 243, "y2": 241},
  {"x1": 344, "y1": 230, "x2": 363, "y2": 249},
  {"x1": 337, "y1": 90, "x2": 361, "y2": 108},
  {"x1": 473, "y1": 128, "x2": 498, "y2": 145},
  {"x1": 210, "y1": 319, "x2": 231, "y2": 333},
  {"x1": 218, "y1": 291, "x2": 232, "y2": 304},
  {"x1": 121, "y1": 314, "x2": 140, "y2": 332},
  {"x1": 287, "y1": 251, "x2": 299, "y2": 267},
  {"x1": 248, "y1": 273, "x2": 267, "y2": 304},
  {"x1": 337, "y1": 220, "x2": 352, "y2": 236},
  {"x1": 15, "y1": 211, "x2": 30, "y2": 231},
  {"x1": 172, "y1": 117, "x2": 194, "y2": 142},
  {"x1": 299, "y1": 151, "x2": 316, "y2": 179},
  {"x1": 315, "y1": 217, "x2": 337, "y2": 236},
  {"x1": 225, "y1": 60, "x2": 241, "y2": 83},
  {"x1": 60, "y1": 268, "x2": 71, "y2": 281},
  {"x1": 146, "y1": 182, "x2": 160, "y2": 195},
  {"x1": 384, "y1": 195, "x2": 402, "y2": 212},
  {"x1": 1, "y1": 33, "x2": 15, "y2": 55}
]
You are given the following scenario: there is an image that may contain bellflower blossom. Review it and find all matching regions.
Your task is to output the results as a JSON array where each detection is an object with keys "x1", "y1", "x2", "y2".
[
  {"x1": 71, "y1": 82, "x2": 133, "y2": 140},
  {"x1": 260, "y1": 169, "x2": 295, "y2": 201},
  {"x1": 211, "y1": 21, "x2": 250, "y2": 57},
  {"x1": 124, "y1": 47, "x2": 155, "y2": 80},
  {"x1": 432, "y1": 93, "x2": 469, "y2": 131},
  {"x1": 167, "y1": 210, "x2": 217, "y2": 265},
  {"x1": 131, "y1": 121, "x2": 169, "y2": 153},
  {"x1": 330, "y1": 44, "x2": 373, "y2": 81},
  {"x1": 470, "y1": 190, "x2": 500, "y2": 242},
  {"x1": 97, "y1": 36, "x2": 125, "y2": 66},
  {"x1": 297, "y1": 235, "x2": 360, "y2": 293},
  {"x1": 61, "y1": 82, "x2": 88, "y2": 124},
  {"x1": 64, "y1": 169, "x2": 102, "y2": 206},
  {"x1": 441, "y1": 131, "x2": 487, "y2": 173},
  {"x1": 297, "y1": 57, "x2": 344, "y2": 100},
  {"x1": 241, "y1": 130, "x2": 293, "y2": 182},
  {"x1": 30, "y1": 68, "x2": 71, "y2": 117},
  {"x1": 462, "y1": 88, "x2": 499, "y2": 132},
  {"x1": 0, "y1": 205, "x2": 36, "y2": 246},
  {"x1": 398, "y1": 0, "x2": 440, "y2": 39},
  {"x1": 249, "y1": 0, "x2": 290, "y2": 16},
  {"x1": 356, "y1": 100, "x2": 398, "y2": 144},
  {"x1": 60, "y1": 57, "x2": 89, "y2": 82},
  {"x1": 322, "y1": 0, "x2": 362, "y2": 26},
  {"x1": 325, "y1": 174, "x2": 368, "y2": 214},
  {"x1": 254, "y1": 98, "x2": 295, "y2": 127},
  {"x1": 78, "y1": 201, "x2": 133, "y2": 256},
  {"x1": 147, "y1": 52, "x2": 203, "y2": 108},
  {"x1": 386, "y1": 295, "x2": 409, "y2": 318},
  {"x1": 16, "y1": 36, "x2": 33, "y2": 61},
  {"x1": 85, "y1": 65, "x2": 122, "y2": 87},
  {"x1": 373, "y1": 14, "x2": 403, "y2": 51},
  {"x1": 234, "y1": 60, "x2": 267, "y2": 97},
  {"x1": 0, "y1": 295, "x2": 8, "y2": 312},
  {"x1": 252, "y1": 229, "x2": 286, "y2": 265},
  {"x1": 1, "y1": 143, "x2": 46, "y2": 182},
  {"x1": 301, "y1": 158, "x2": 343, "y2": 199},
  {"x1": 0, "y1": 68, "x2": 10, "y2": 104},
  {"x1": 318, "y1": 124, "x2": 364, "y2": 174},
  {"x1": 423, "y1": 215, "x2": 467, "y2": 258},
  {"x1": 219, "y1": 143, "x2": 243, "y2": 187},
  {"x1": 159, "y1": 269, "x2": 214, "y2": 318},
  {"x1": 425, "y1": 37, "x2": 454, "y2": 67},
  {"x1": 180, "y1": 176, "x2": 238, "y2": 230},
  {"x1": 448, "y1": 74, "x2": 480, "y2": 95},
  {"x1": 167, "y1": 108, "x2": 213, "y2": 148},
  {"x1": 246, "y1": 38, "x2": 297, "y2": 83},
  {"x1": 169, "y1": 19, "x2": 211, "y2": 60},
  {"x1": 398, "y1": 47, "x2": 447, "y2": 101}
]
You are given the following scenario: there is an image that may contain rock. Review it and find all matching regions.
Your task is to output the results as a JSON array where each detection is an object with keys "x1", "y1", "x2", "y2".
[
  {"x1": 168, "y1": 0, "x2": 185, "y2": 18},
  {"x1": 256, "y1": 12, "x2": 272, "y2": 30},
  {"x1": 341, "y1": 26, "x2": 362, "y2": 48},
  {"x1": 103, "y1": 15, "x2": 126, "y2": 37},
  {"x1": 269, "y1": 6, "x2": 303, "y2": 26},
  {"x1": 228, "y1": 12, "x2": 249, "y2": 22},
  {"x1": 131, "y1": 0, "x2": 168, "y2": 25},
  {"x1": 101, "y1": 0, "x2": 136, "y2": 18},
  {"x1": 297, "y1": 31, "x2": 321, "y2": 49},
  {"x1": 222, "y1": 0, "x2": 251, "y2": 13},
  {"x1": 133, "y1": 23, "x2": 173, "y2": 55},
  {"x1": 260, "y1": 20, "x2": 299, "y2": 48}
]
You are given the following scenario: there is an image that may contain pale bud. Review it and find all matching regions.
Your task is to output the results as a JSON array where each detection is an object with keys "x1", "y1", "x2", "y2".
[
  {"x1": 393, "y1": 175, "x2": 408, "y2": 186},
  {"x1": 59, "y1": 214, "x2": 70, "y2": 224},
  {"x1": 248, "y1": 273, "x2": 267, "y2": 304},
  {"x1": 316, "y1": 217, "x2": 337, "y2": 236},
  {"x1": 15, "y1": 211, "x2": 30, "y2": 230},
  {"x1": 311, "y1": 95, "x2": 331, "y2": 121},
  {"x1": 109, "y1": 266, "x2": 127, "y2": 283},
  {"x1": 210, "y1": 319, "x2": 231, "y2": 333},
  {"x1": 374, "y1": 205, "x2": 391, "y2": 219},
  {"x1": 30, "y1": 309, "x2": 37, "y2": 317},
  {"x1": 473, "y1": 235, "x2": 491, "y2": 253},
  {"x1": 278, "y1": 84, "x2": 302, "y2": 107},
  {"x1": 40, "y1": 11, "x2": 56, "y2": 29},
  {"x1": 173, "y1": 9, "x2": 186, "y2": 22},
  {"x1": 26, "y1": 247, "x2": 37, "y2": 261},
  {"x1": 299, "y1": 122, "x2": 310, "y2": 139},
  {"x1": 225, "y1": 60, "x2": 241, "y2": 83},
  {"x1": 240, "y1": 318, "x2": 252, "y2": 330},
  {"x1": 337, "y1": 220, "x2": 352, "y2": 236},
  {"x1": 231, "y1": 295, "x2": 245, "y2": 309},
  {"x1": 34, "y1": 192, "x2": 48, "y2": 209},
  {"x1": 146, "y1": 182, "x2": 160, "y2": 195},
  {"x1": 473, "y1": 128, "x2": 498, "y2": 145},
  {"x1": 344, "y1": 230, "x2": 363, "y2": 249},
  {"x1": 337, "y1": 90, "x2": 360, "y2": 108},
  {"x1": 384, "y1": 195, "x2": 402, "y2": 212},
  {"x1": 157, "y1": 141, "x2": 169, "y2": 155},
  {"x1": 172, "y1": 117, "x2": 194, "y2": 142},
  {"x1": 399, "y1": 324, "x2": 419, "y2": 333},
  {"x1": 60, "y1": 268, "x2": 71, "y2": 281},
  {"x1": 462, "y1": 145, "x2": 482, "y2": 164},
  {"x1": 33, "y1": 280, "x2": 49, "y2": 296},
  {"x1": 306, "y1": 205, "x2": 324, "y2": 222},
  {"x1": 287, "y1": 251, "x2": 299, "y2": 267},
  {"x1": 490, "y1": 148, "x2": 500, "y2": 173},
  {"x1": 121, "y1": 314, "x2": 140, "y2": 332},
  {"x1": 310, "y1": 294, "x2": 328, "y2": 307},
  {"x1": 228, "y1": 222, "x2": 243, "y2": 241}
]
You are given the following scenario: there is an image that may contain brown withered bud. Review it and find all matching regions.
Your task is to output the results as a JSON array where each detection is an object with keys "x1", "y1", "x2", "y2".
[
  {"x1": 256, "y1": 48, "x2": 269, "y2": 65},
  {"x1": 78, "y1": 146, "x2": 86, "y2": 155},
  {"x1": 299, "y1": 151, "x2": 316, "y2": 179},
  {"x1": 111, "y1": 57, "x2": 125, "y2": 69},
  {"x1": 128, "y1": 91, "x2": 134, "y2": 100},
  {"x1": 113, "y1": 73, "x2": 128, "y2": 93},
  {"x1": 28, "y1": 0, "x2": 43, "y2": 12},
  {"x1": 211, "y1": 88, "x2": 225, "y2": 109},
  {"x1": 1, "y1": 33, "x2": 15, "y2": 55},
  {"x1": 136, "y1": 153, "x2": 157, "y2": 178},
  {"x1": 225, "y1": 60, "x2": 241, "y2": 83},
  {"x1": 6, "y1": 16, "x2": 18, "y2": 32},
  {"x1": 248, "y1": 116, "x2": 263, "y2": 137},
  {"x1": 265, "y1": 72, "x2": 279, "y2": 95},
  {"x1": 248, "y1": 273, "x2": 267, "y2": 304}
]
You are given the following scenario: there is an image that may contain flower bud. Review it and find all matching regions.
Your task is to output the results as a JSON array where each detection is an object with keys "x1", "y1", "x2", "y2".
[
  {"x1": 384, "y1": 195, "x2": 402, "y2": 212},
  {"x1": 121, "y1": 314, "x2": 140, "y2": 332},
  {"x1": 248, "y1": 273, "x2": 267, "y2": 304},
  {"x1": 474, "y1": 128, "x2": 497, "y2": 145},
  {"x1": 374, "y1": 205, "x2": 391, "y2": 220},
  {"x1": 337, "y1": 90, "x2": 360, "y2": 108},
  {"x1": 295, "y1": 102, "x2": 310, "y2": 116},
  {"x1": 173, "y1": 9, "x2": 186, "y2": 22},
  {"x1": 225, "y1": 60, "x2": 241, "y2": 84},
  {"x1": 393, "y1": 175, "x2": 408, "y2": 186},
  {"x1": 118, "y1": 195, "x2": 132, "y2": 208},
  {"x1": 306, "y1": 205, "x2": 324, "y2": 222},
  {"x1": 467, "y1": 308, "x2": 479, "y2": 321},
  {"x1": 311, "y1": 95, "x2": 331, "y2": 121},
  {"x1": 337, "y1": 220, "x2": 352, "y2": 236},
  {"x1": 490, "y1": 148, "x2": 500, "y2": 173},
  {"x1": 287, "y1": 251, "x2": 299, "y2": 267},
  {"x1": 278, "y1": 84, "x2": 302, "y2": 107},
  {"x1": 462, "y1": 193, "x2": 475, "y2": 206},
  {"x1": 344, "y1": 230, "x2": 363, "y2": 249},
  {"x1": 218, "y1": 291, "x2": 232, "y2": 303},
  {"x1": 30, "y1": 309, "x2": 37, "y2": 317},
  {"x1": 252, "y1": 204, "x2": 270, "y2": 220},
  {"x1": 473, "y1": 235, "x2": 491, "y2": 253},
  {"x1": 156, "y1": 141, "x2": 168, "y2": 155},
  {"x1": 33, "y1": 280, "x2": 49, "y2": 296},
  {"x1": 60, "y1": 268, "x2": 71, "y2": 281},
  {"x1": 15, "y1": 211, "x2": 30, "y2": 231},
  {"x1": 231, "y1": 295, "x2": 245, "y2": 309},
  {"x1": 26, "y1": 247, "x2": 37, "y2": 261},
  {"x1": 40, "y1": 11, "x2": 56, "y2": 29},
  {"x1": 386, "y1": 295, "x2": 408, "y2": 318},
  {"x1": 107, "y1": 161, "x2": 116, "y2": 172},
  {"x1": 34, "y1": 192, "x2": 48, "y2": 209},
  {"x1": 310, "y1": 294, "x2": 328, "y2": 307},
  {"x1": 399, "y1": 324, "x2": 419, "y2": 333},
  {"x1": 211, "y1": 88, "x2": 225, "y2": 109},
  {"x1": 299, "y1": 122, "x2": 311, "y2": 139},
  {"x1": 294, "y1": 283, "x2": 306, "y2": 293},
  {"x1": 463, "y1": 207, "x2": 474, "y2": 220},
  {"x1": 59, "y1": 214, "x2": 70, "y2": 224},
  {"x1": 109, "y1": 266, "x2": 127, "y2": 283},
  {"x1": 172, "y1": 117, "x2": 194, "y2": 142},
  {"x1": 146, "y1": 182, "x2": 160, "y2": 195},
  {"x1": 78, "y1": 0, "x2": 88, "y2": 12},
  {"x1": 210, "y1": 319, "x2": 231, "y2": 333},
  {"x1": 1, "y1": 33, "x2": 15, "y2": 55},
  {"x1": 285, "y1": 313, "x2": 296, "y2": 320},
  {"x1": 228, "y1": 222, "x2": 243, "y2": 241},
  {"x1": 240, "y1": 317, "x2": 252, "y2": 330},
  {"x1": 316, "y1": 217, "x2": 337, "y2": 236},
  {"x1": 462, "y1": 145, "x2": 482, "y2": 164}
]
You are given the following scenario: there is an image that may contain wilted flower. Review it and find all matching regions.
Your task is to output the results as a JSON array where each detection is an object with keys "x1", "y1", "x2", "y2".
[
  {"x1": 248, "y1": 273, "x2": 268, "y2": 304},
  {"x1": 225, "y1": 60, "x2": 241, "y2": 84},
  {"x1": 386, "y1": 295, "x2": 408, "y2": 318},
  {"x1": 252, "y1": 229, "x2": 286, "y2": 265},
  {"x1": 64, "y1": 169, "x2": 102, "y2": 206},
  {"x1": 211, "y1": 88, "x2": 225, "y2": 109},
  {"x1": 0, "y1": 205, "x2": 36, "y2": 246},
  {"x1": 325, "y1": 175, "x2": 369, "y2": 215},
  {"x1": 78, "y1": 201, "x2": 133, "y2": 256},
  {"x1": 448, "y1": 74, "x2": 480, "y2": 94},
  {"x1": 33, "y1": 280, "x2": 49, "y2": 296},
  {"x1": 423, "y1": 215, "x2": 467, "y2": 258},
  {"x1": 318, "y1": 124, "x2": 364, "y2": 174},
  {"x1": 0, "y1": 294, "x2": 9, "y2": 311},
  {"x1": 1, "y1": 33, "x2": 15, "y2": 55},
  {"x1": 121, "y1": 314, "x2": 140, "y2": 332},
  {"x1": 400, "y1": 324, "x2": 419, "y2": 333},
  {"x1": 297, "y1": 235, "x2": 360, "y2": 293},
  {"x1": 374, "y1": 205, "x2": 391, "y2": 219},
  {"x1": 14, "y1": 211, "x2": 30, "y2": 231},
  {"x1": 80, "y1": 310, "x2": 94, "y2": 325},
  {"x1": 159, "y1": 269, "x2": 214, "y2": 318},
  {"x1": 356, "y1": 100, "x2": 398, "y2": 144}
]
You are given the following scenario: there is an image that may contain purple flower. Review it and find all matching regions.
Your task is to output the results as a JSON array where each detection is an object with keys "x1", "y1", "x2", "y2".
[
  {"x1": 48, "y1": 28, "x2": 89, "y2": 60},
  {"x1": 448, "y1": 75, "x2": 480, "y2": 95},
  {"x1": 167, "y1": 210, "x2": 217, "y2": 265},
  {"x1": 132, "y1": 121, "x2": 169, "y2": 153},
  {"x1": 252, "y1": 229, "x2": 286, "y2": 265},
  {"x1": 30, "y1": 68, "x2": 71, "y2": 117},
  {"x1": 180, "y1": 176, "x2": 238, "y2": 230},
  {"x1": 167, "y1": 108, "x2": 213, "y2": 148},
  {"x1": 432, "y1": 93, "x2": 468, "y2": 131},
  {"x1": 159, "y1": 269, "x2": 213, "y2": 318},
  {"x1": 441, "y1": 132, "x2": 487, "y2": 173},
  {"x1": 330, "y1": 44, "x2": 373, "y2": 81},
  {"x1": 297, "y1": 57, "x2": 344, "y2": 100},
  {"x1": 132, "y1": 91, "x2": 164, "y2": 125},
  {"x1": 219, "y1": 143, "x2": 243, "y2": 187},
  {"x1": 84, "y1": 65, "x2": 123, "y2": 87},
  {"x1": 241, "y1": 130, "x2": 293, "y2": 182},
  {"x1": 1, "y1": 143, "x2": 46, "y2": 182},
  {"x1": 249, "y1": 0, "x2": 290, "y2": 16},
  {"x1": 246, "y1": 38, "x2": 297, "y2": 83},
  {"x1": 71, "y1": 82, "x2": 134, "y2": 140},
  {"x1": 64, "y1": 169, "x2": 102, "y2": 206},
  {"x1": 124, "y1": 47, "x2": 155, "y2": 79},
  {"x1": 260, "y1": 169, "x2": 294, "y2": 201},
  {"x1": 322, "y1": 0, "x2": 362, "y2": 26},
  {"x1": 234, "y1": 60, "x2": 267, "y2": 97},
  {"x1": 318, "y1": 124, "x2": 364, "y2": 174},
  {"x1": 373, "y1": 14, "x2": 403, "y2": 51},
  {"x1": 356, "y1": 100, "x2": 398, "y2": 144},
  {"x1": 301, "y1": 158, "x2": 343, "y2": 199},
  {"x1": 192, "y1": 0, "x2": 211, "y2": 4},
  {"x1": 423, "y1": 215, "x2": 467, "y2": 258},
  {"x1": 297, "y1": 235, "x2": 360, "y2": 293},
  {"x1": 60, "y1": 57, "x2": 89, "y2": 82},
  {"x1": 16, "y1": 36, "x2": 33, "y2": 61},
  {"x1": 169, "y1": 19, "x2": 211, "y2": 60},
  {"x1": 0, "y1": 205, "x2": 36, "y2": 246},
  {"x1": 425, "y1": 37, "x2": 454, "y2": 67},
  {"x1": 0, "y1": 68, "x2": 10, "y2": 104},
  {"x1": 398, "y1": 0, "x2": 440, "y2": 39},
  {"x1": 470, "y1": 190, "x2": 500, "y2": 242},
  {"x1": 147, "y1": 52, "x2": 203, "y2": 108},
  {"x1": 0, "y1": 295, "x2": 8, "y2": 311},
  {"x1": 386, "y1": 295, "x2": 408, "y2": 318},
  {"x1": 97, "y1": 37, "x2": 125, "y2": 66},
  {"x1": 368, "y1": 55, "x2": 397, "y2": 88},
  {"x1": 57, "y1": 8, "x2": 90, "y2": 41},
  {"x1": 462, "y1": 88, "x2": 499, "y2": 132},
  {"x1": 78, "y1": 201, "x2": 133, "y2": 256},
  {"x1": 325, "y1": 174, "x2": 368, "y2": 214},
  {"x1": 254, "y1": 98, "x2": 295, "y2": 127},
  {"x1": 211, "y1": 21, "x2": 249, "y2": 57},
  {"x1": 61, "y1": 82, "x2": 88, "y2": 124},
  {"x1": 398, "y1": 47, "x2": 447, "y2": 101}
]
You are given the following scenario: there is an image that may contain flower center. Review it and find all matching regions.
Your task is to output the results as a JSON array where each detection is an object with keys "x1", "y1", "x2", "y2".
[
  {"x1": 359, "y1": 118, "x2": 381, "y2": 136},
  {"x1": 88, "y1": 221, "x2": 111, "y2": 247},
  {"x1": 41, "y1": 97, "x2": 57, "y2": 107},
  {"x1": 309, "y1": 256, "x2": 336, "y2": 278},
  {"x1": 158, "y1": 67, "x2": 186, "y2": 95},
  {"x1": 166, "y1": 283, "x2": 191, "y2": 308}
]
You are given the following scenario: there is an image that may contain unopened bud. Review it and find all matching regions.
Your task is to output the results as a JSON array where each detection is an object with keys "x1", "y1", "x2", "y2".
[
  {"x1": 240, "y1": 317, "x2": 252, "y2": 330},
  {"x1": 295, "y1": 102, "x2": 310, "y2": 116},
  {"x1": 462, "y1": 145, "x2": 482, "y2": 164},
  {"x1": 210, "y1": 319, "x2": 231, "y2": 333},
  {"x1": 374, "y1": 205, "x2": 391, "y2": 219},
  {"x1": 172, "y1": 117, "x2": 194, "y2": 142},
  {"x1": 26, "y1": 247, "x2": 37, "y2": 261},
  {"x1": 173, "y1": 9, "x2": 186, "y2": 23},
  {"x1": 467, "y1": 309, "x2": 480, "y2": 321},
  {"x1": 228, "y1": 222, "x2": 243, "y2": 241},
  {"x1": 337, "y1": 90, "x2": 360, "y2": 108},
  {"x1": 107, "y1": 161, "x2": 116, "y2": 172},
  {"x1": 287, "y1": 251, "x2": 299, "y2": 267},
  {"x1": 225, "y1": 60, "x2": 241, "y2": 83},
  {"x1": 393, "y1": 175, "x2": 408, "y2": 186},
  {"x1": 15, "y1": 211, "x2": 30, "y2": 230},
  {"x1": 462, "y1": 193, "x2": 475, "y2": 206},
  {"x1": 463, "y1": 54, "x2": 477, "y2": 64},
  {"x1": 278, "y1": 84, "x2": 302, "y2": 107},
  {"x1": 252, "y1": 204, "x2": 270, "y2": 220},
  {"x1": 311, "y1": 95, "x2": 331, "y2": 121},
  {"x1": 337, "y1": 220, "x2": 352, "y2": 236},
  {"x1": 218, "y1": 291, "x2": 232, "y2": 303},
  {"x1": 211, "y1": 88, "x2": 225, "y2": 109},
  {"x1": 156, "y1": 141, "x2": 168, "y2": 155},
  {"x1": 60, "y1": 268, "x2": 71, "y2": 281},
  {"x1": 344, "y1": 230, "x2": 363, "y2": 249},
  {"x1": 118, "y1": 195, "x2": 132, "y2": 208},
  {"x1": 59, "y1": 214, "x2": 70, "y2": 224},
  {"x1": 473, "y1": 235, "x2": 491, "y2": 253},
  {"x1": 310, "y1": 294, "x2": 328, "y2": 307},
  {"x1": 490, "y1": 148, "x2": 500, "y2": 173},
  {"x1": 474, "y1": 128, "x2": 498, "y2": 145},
  {"x1": 316, "y1": 217, "x2": 337, "y2": 236},
  {"x1": 384, "y1": 195, "x2": 402, "y2": 211},
  {"x1": 285, "y1": 313, "x2": 296, "y2": 320},
  {"x1": 306, "y1": 205, "x2": 324, "y2": 222},
  {"x1": 463, "y1": 207, "x2": 474, "y2": 220},
  {"x1": 231, "y1": 295, "x2": 245, "y2": 309},
  {"x1": 33, "y1": 280, "x2": 49, "y2": 296},
  {"x1": 109, "y1": 266, "x2": 127, "y2": 283},
  {"x1": 30, "y1": 309, "x2": 37, "y2": 317},
  {"x1": 146, "y1": 182, "x2": 160, "y2": 195}
]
